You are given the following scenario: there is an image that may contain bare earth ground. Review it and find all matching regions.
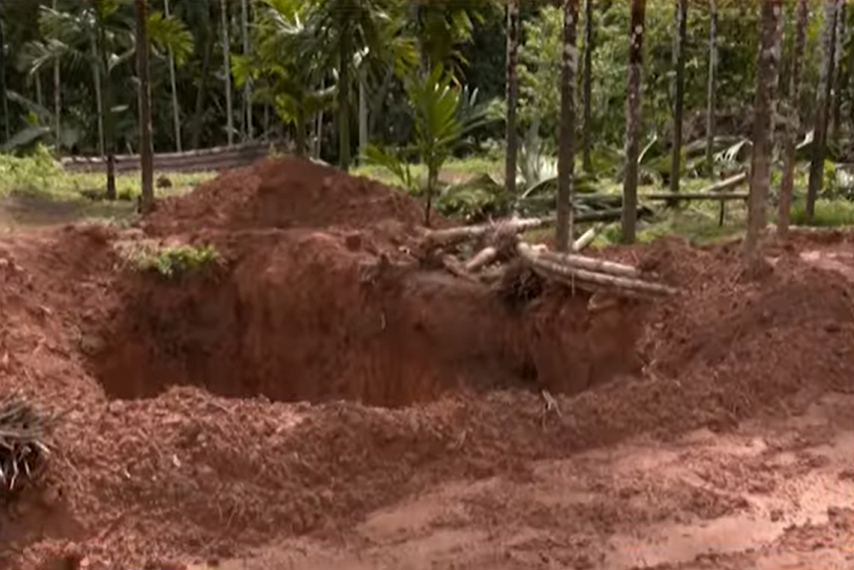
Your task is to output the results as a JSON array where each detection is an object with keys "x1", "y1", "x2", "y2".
[
  {"x1": 210, "y1": 392, "x2": 854, "y2": 570},
  {"x1": 0, "y1": 158, "x2": 852, "y2": 570}
]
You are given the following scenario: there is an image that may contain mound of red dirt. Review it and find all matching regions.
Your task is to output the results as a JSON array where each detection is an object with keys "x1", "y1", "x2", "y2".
[
  {"x1": 144, "y1": 157, "x2": 433, "y2": 236},
  {"x1": 1, "y1": 156, "x2": 853, "y2": 569}
]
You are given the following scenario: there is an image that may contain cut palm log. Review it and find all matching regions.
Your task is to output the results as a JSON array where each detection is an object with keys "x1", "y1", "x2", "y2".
[
  {"x1": 516, "y1": 243, "x2": 677, "y2": 297},
  {"x1": 702, "y1": 171, "x2": 747, "y2": 193},
  {"x1": 572, "y1": 222, "x2": 607, "y2": 252},
  {"x1": 642, "y1": 192, "x2": 748, "y2": 201},
  {"x1": 537, "y1": 249, "x2": 642, "y2": 279},
  {"x1": 423, "y1": 217, "x2": 552, "y2": 247},
  {"x1": 465, "y1": 246, "x2": 498, "y2": 272}
]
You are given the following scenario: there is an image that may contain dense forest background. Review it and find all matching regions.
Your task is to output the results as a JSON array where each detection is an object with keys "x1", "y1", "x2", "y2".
[{"x1": 0, "y1": 0, "x2": 850, "y2": 162}]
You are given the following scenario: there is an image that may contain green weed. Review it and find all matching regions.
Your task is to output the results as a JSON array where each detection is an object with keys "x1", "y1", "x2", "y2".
[
  {"x1": 790, "y1": 199, "x2": 854, "y2": 227},
  {"x1": 123, "y1": 242, "x2": 221, "y2": 279}
]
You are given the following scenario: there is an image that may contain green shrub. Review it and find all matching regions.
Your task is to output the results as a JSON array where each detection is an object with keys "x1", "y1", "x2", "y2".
[
  {"x1": 791, "y1": 199, "x2": 854, "y2": 227},
  {"x1": 122, "y1": 242, "x2": 221, "y2": 279}
]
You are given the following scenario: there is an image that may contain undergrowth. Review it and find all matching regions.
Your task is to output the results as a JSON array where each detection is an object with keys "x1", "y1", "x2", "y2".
[
  {"x1": 119, "y1": 241, "x2": 221, "y2": 279},
  {"x1": 0, "y1": 146, "x2": 213, "y2": 201}
]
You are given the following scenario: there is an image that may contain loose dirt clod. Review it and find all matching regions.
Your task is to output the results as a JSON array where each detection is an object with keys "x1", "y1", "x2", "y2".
[{"x1": 0, "y1": 157, "x2": 852, "y2": 570}]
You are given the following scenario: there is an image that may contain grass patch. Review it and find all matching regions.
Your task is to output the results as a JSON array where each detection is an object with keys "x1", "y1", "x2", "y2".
[
  {"x1": 790, "y1": 199, "x2": 854, "y2": 227},
  {"x1": 353, "y1": 156, "x2": 501, "y2": 186},
  {"x1": 0, "y1": 147, "x2": 213, "y2": 201},
  {"x1": 118, "y1": 241, "x2": 221, "y2": 279}
]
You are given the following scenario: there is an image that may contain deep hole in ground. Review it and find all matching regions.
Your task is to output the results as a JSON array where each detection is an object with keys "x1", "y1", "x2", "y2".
[{"x1": 87, "y1": 231, "x2": 646, "y2": 407}]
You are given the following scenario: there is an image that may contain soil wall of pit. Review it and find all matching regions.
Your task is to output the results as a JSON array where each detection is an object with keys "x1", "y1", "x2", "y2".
[
  {"x1": 91, "y1": 228, "x2": 645, "y2": 406},
  {"x1": 87, "y1": 158, "x2": 646, "y2": 405}
]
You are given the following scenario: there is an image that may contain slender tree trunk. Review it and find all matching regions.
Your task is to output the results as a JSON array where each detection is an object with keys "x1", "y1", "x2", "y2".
[
  {"x1": 97, "y1": 23, "x2": 116, "y2": 200},
  {"x1": 91, "y1": 38, "x2": 105, "y2": 155},
  {"x1": 191, "y1": 33, "x2": 213, "y2": 149},
  {"x1": 806, "y1": 0, "x2": 838, "y2": 219},
  {"x1": 240, "y1": 0, "x2": 252, "y2": 141},
  {"x1": 556, "y1": 0, "x2": 579, "y2": 252},
  {"x1": 621, "y1": 0, "x2": 646, "y2": 244},
  {"x1": 164, "y1": 0, "x2": 182, "y2": 151},
  {"x1": 34, "y1": 72, "x2": 44, "y2": 110},
  {"x1": 0, "y1": 8, "x2": 8, "y2": 144},
  {"x1": 668, "y1": 0, "x2": 688, "y2": 200},
  {"x1": 425, "y1": 164, "x2": 438, "y2": 227},
  {"x1": 368, "y1": 68, "x2": 394, "y2": 136},
  {"x1": 358, "y1": 73, "x2": 368, "y2": 162},
  {"x1": 705, "y1": 0, "x2": 717, "y2": 177},
  {"x1": 338, "y1": 24, "x2": 352, "y2": 171},
  {"x1": 505, "y1": 0, "x2": 520, "y2": 200},
  {"x1": 315, "y1": 104, "x2": 324, "y2": 158},
  {"x1": 135, "y1": 0, "x2": 154, "y2": 212},
  {"x1": 296, "y1": 108, "x2": 307, "y2": 157},
  {"x1": 220, "y1": 0, "x2": 234, "y2": 146},
  {"x1": 830, "y1": 0, "x2": 845, "y2": 144},
  {"x1": 581, "y1": 0, "x2": 594, "y2": 173},
  {"x1": 52, "y1": 0, "x2": 61, "y2": 149},
  {"x1": 778, "y1": 0, "x2": 808, "y2": 238},
  {"x1": 744, "y1": 0, "x2": 782, "y2": 269}
]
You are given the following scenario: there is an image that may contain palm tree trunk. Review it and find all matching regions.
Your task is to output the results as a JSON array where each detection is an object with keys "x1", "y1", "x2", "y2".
[
  {"x1": 240, "y1": 0, "x2": 252, "y2": 141},
  {"x1": 705, "y1": 0, "x2": 717, "y2": 177},
  {"x1": 91, "y1": 37, "x2": 105, "y2": 156},
  {"x1": 338, "y1": 23, "x2": 352, "y2": 171},
  {"x1": 191, "y1": 32, "x2": 213, "y2": 150},
  {"x1": 621, "y1": 0, "x2": 646, "y2": 244},
  {"x1": 368, "y1": 68, "x2": 394, "y2": 136},
  {"x1": 220, "y1": 0, "x2": 234, "y2": 146},
  {"x1": 830, "y1": 0, "x2": 845, "y2": 144},
  {"x1": 164, "y1": 0, "x2": 182, "y2": 151},
  {"x1": 296, "y1": 108, "x2": 307, "y2": 158},
  {"x1": 556, "y1": 0, "x2": 579, "y2": 252},
  {"x1": 778, "y1": 0, "x2": 808, "y2": 238},
  {"x1": 98, "y1": 22, "x2": 116, "y2": 200},
  {"x1": 806, "y1": 0, "x2": 838, "y2": 219},
  {"x1": 358, "y1": 73, "x2": 368, "y2": 162},
  {"x1": 581, "y1": 0, "x2": 594, "y2": 173},
  {"x1": 35, "y1": 72, "x2": 44, "y2": 110},
  {"x1": 0, "y1": 7, "x2": 8, "y2": 144},
  {"x1": 53, "y1": 0, "x2": 61, "y2": 149},
  {"x1": 744, "y1": 0, "x2": 782, "y2": 269},
  {"x1": 505, "y1": 0, "x2": 520, "y2": 200},
  {"x1": 135, "y1": 0, "x2": 154, "y2": 212},
  {"x1": 315, "y1": 104, "x2": 324, "y2": 158},
  {"x1": 263, "y1": 103, "x2": 270, "y2": 140},
  {"x1": 668, "y1": 0, "x2": 688, "y2": 200}
]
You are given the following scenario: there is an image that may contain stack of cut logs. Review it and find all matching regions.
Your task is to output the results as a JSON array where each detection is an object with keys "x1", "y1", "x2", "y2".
[{"x1": 419, "y1": 217, "x2": 677, "y2": 300}]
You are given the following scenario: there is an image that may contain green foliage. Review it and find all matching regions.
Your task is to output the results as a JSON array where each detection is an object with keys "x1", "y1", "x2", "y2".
[
  {"x1": 791, "y1": 199, "x2": 854, "y2": 228},
  {"x1": 0, "y1": 147, "x2": 211, "y2": 200},
  {"x1": 146, "y1": 10, "x2": 194, "y2": 66},
  {"x1": 127, "y1": 242, "x2": 221, "y2": 279},
  {"x1": 364, "y1": 64, "x2": 495, "y2": 221},
  {"x1": 0, "y1": 146, "x2": 63, "y2": 195}
]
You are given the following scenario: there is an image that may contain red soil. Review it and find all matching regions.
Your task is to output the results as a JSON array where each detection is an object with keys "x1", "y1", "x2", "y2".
[{"x1": 0, "y1": 157, "x2": 852, "y2": 569}]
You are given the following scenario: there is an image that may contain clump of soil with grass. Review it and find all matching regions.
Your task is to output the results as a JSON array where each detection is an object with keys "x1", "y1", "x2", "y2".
[{"x1": 0, "y1": 157, "x2": 852, "y2": 569}]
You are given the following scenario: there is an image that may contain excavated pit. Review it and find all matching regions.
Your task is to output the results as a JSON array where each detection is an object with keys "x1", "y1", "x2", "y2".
[
  {"x1": 85, "y1": 157, "x2": 647, "y2": 407},
  {"x1": 89, "y1": 230, "x2": 646, "y2": 407}
]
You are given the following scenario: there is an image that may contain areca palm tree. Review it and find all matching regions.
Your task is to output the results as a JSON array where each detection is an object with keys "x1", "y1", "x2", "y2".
[
  {"x1": 234, "y1": 0, "x2": 335, "y2": 156},
  {"x1": 135, "y1": 0, "x2": 153, "y2": 212},
  {"x1": 300, "y1": 0, "x2": 399, "y2": 171},
  {"x1": 23, "y1": 1, "x2": 135, "y2": 197},
  {"x1": 409, "y1": 0, "x2": 499, "y2": 76},
  {"x1": 0, "y1": 2, "x2": 9, "y2": 143}
]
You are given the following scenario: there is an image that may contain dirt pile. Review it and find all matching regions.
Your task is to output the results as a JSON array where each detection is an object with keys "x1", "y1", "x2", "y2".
[
  {"x1": 0, "y1": 157, "x2": 853, "y2": 569},
  {"x1": 144, "y1": 157, "x2": 432, "y2": 237}
]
